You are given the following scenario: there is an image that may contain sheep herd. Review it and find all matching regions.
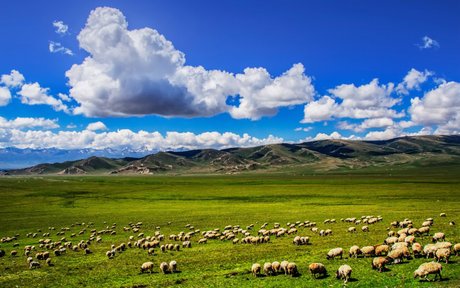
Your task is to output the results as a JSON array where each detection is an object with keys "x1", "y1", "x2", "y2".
[{"x1": 0, "y1": 212, "x2": 459, "y2": 285}]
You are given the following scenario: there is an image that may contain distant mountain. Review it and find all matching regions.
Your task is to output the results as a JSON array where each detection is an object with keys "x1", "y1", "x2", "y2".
[
  {"x1": 3, "y1": 135, "x2": 460, "y2": 175},
  {"x1": 0, "y1": 147, "x2": 157, "y2": 169}
]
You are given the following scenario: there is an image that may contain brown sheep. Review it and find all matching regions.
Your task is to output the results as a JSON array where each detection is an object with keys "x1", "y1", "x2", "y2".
[
  {"x1": 251, "y1": 263, "x2": 261, "y2": 277},
  {"x1": 287, "y1": 262, "x2": 298, "y2": 276},
  {"x1": 372, "y1": 257, "x2": 388, "y2": 272},
  {"x1": 309, "y1": 262, "x2": 327, "y2": 278}
]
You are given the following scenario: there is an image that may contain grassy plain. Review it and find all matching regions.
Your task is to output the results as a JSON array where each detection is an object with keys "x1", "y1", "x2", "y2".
[{"x1": 0, "y1": 166, "x2": 459, "y2": 287}]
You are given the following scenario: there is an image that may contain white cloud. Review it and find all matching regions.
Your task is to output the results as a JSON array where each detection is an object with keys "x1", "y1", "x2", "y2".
[
  {"x1": 0, "y1": 87, "x2": 11, "y2": 106},
  {"x1": 338, "y1": 117, "x2": 394, "y2": 132},
  {"x1": 49, "y1": 41, "x2": 73, "y2": 56},
  {"x1": 0, "y1": 129, "x2": 283, "y2": 150},
  {"x1": 53, "y1": 20, "x2": 69, "y2": 35},
  {"x1": 396, "y1": 68, "x2": 432, "y2": 95},
  {"x1": 18, "y1": 82, "x2": 69, "y2": 112},
  {"x1": 294, "y1": 127, "x2": 312, "y2": 132},
  {"x1": 66, "y1": 7, "x2": 314, "y2": 119},
  {"x1": 313, "y1": 131, "x2": 343, "y2": 141},
  {"x1": 0, "y1": 117, "x2": 59, "y2": 130},
  {"x1": 409, "y1": 81, "x2": 460, "y2": 134},
  {"x1": 418, "y1": 36, "x2": 439, "y2": 49},
  {"x1": 66, "y1": 123, "x2": 77, "y2": 129},
  {"x1": 58, "y1": 93, "x2": 72, "y2": 102},
  {"x1": 364, "y1": 127, "x2": 401, "y2": 140},
  {"x1": 1, "y1": 70, "x2": 25, "y2": 88},
  {"x1": 302, "y1": 79, "x2": 402, "y2": 123},
  {"x1": 86, "y1": 121, "x2": 107, "y2": 131}
]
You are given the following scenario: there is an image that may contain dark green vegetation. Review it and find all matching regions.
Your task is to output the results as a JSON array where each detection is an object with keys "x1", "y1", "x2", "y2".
[
  {"x1": 0, "y1": 165, "x2": 459, "y2": 287},
  {"x1": 6, "y1": 135, "x2": 460, "y2": 175}
]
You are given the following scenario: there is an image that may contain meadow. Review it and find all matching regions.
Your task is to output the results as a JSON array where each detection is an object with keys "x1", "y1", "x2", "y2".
[{"x1": 0, "y1": 167, "x2": 459, "y2": 287}]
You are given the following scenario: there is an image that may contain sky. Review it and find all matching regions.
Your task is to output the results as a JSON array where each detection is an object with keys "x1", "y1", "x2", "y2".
[{"x1": 0, "y1": 0, "x2": 459, "y2": 151}]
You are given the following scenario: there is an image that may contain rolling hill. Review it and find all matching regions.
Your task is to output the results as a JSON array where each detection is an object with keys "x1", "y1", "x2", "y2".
[{"x1": 3, "y1": 135, "x2": 460, "y2": 175}]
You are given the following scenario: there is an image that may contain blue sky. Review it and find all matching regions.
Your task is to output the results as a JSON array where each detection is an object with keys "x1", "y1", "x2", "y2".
[{"x1": 0, "y1": 0, "x2": 459, "y2": 151}]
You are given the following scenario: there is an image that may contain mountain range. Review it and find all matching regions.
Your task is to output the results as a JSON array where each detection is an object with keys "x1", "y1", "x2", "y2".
[{"x1": 2, "y1": 135, "x2": 460, "y2": 175}]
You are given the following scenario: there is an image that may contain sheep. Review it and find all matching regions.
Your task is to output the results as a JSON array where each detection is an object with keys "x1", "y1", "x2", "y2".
[
  {"x1": 286, "y1": 262, "x2": 298, "y2": 276},
  {"x1": 0, "y1": 249, "x2": 5, "y2": 257},
  {"x1": 349, "y1": 245, "x2": 362, "y2": 258},
  {"x1": 326, "y1": 248, "x2": 343, "y2": 260},
  {"x1": 412, "y1": 243, "x2": 423, "y2": 257},
  {"x1": 10, "y1": 250, "x2": 17, "y2": 256},
  {"x1": 362, "y1": 226, "x2": 369, "y2": 232},
  {"x1": 160, "y1": 262, "x2": 170, "y2": 274},
  {"x1": 439, "y1": 213, "x2": 446, "y2": 217},
  {"x1": 336, "y1": 264, "x2": 352, "y2": 284},
  {"x1": 361, "y1": 246, "x2": 375, "y2": 258},
  {"x1": 169, "y1": 260, "x2": 177, "y2": 273},
  {"x1": 435, "y1": 241, "x2": 452, "y2": 250},
  {"x1": 263, "y1": 262, "x2": 274, "y2": 276},
  {"x1": 46, "y1": 258, "x2": 52, "y2": 266},
  {"x1": 384, "y1": 236, "x2": 398, "y2": 245},
  {"x1": 106, "y1": 250, "x2": 115, "y2": 259},
  {"x1": 454, "y1": 243, "x2": 460, "y2": 256},
  {"x1": 251, "y1": 263, "x2": 261, "y2": 277},
  {"x1": 85, "y1": 248, "x2": 92, "y2": 255},
  {"x1": 271, "y1": 261, "x2": 281, "y2": 274},
  {"x1": 347, "y1": 227, "x2": 356, "y2": 233},
  {"x1": 375, "y1": 244, "x2": 389, "y2": 256},
  {"x1": 198, "y1": 238, "x2": 207, "y2": 244},
  {"x1": 435, "y1": 248, "x2": 450, "y2": 264},
  {"x1": 148, "y1": 248, "x2": 155, "y2": 255},
  {"x1": 388, "y1": 247, "x2": 410, "y2": 264},
  {"x1": 423, "y1": 244, "x2": 437, "y2": 258},
  {"x1": 29, "y1": 261, "x2": 41, "y2": 269},
  {"x1": 372, "y1": 257, "x2": 389, "y2": 272},
  {"x1": 414, "y1": 262, "x2": 442, "y2": 281},
  {"x1": 280, "y1": 260, "x2": 289, "y2": 275},
  {"x1": 432, "y1": 232, "x2": 445, "y2": 242},
  {"x1": 417, "y1": 226, "x2": 430, "y2": 236},
  {"x1": 141, "y1": 261, "x2": 154, "y2": 273},
  {"x1": 309, "y1": 262, "x2": 327, "y2": 278}
]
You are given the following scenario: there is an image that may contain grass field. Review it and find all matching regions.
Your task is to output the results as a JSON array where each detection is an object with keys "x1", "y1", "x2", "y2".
[{"x1": 0, "y1": 167, "x2": 459, "y2": 287}]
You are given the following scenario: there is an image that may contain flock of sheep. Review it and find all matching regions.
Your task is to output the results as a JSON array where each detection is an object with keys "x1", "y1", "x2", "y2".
[{"x1": 0, "y1": 212, "x2": 458, "y2": 285}]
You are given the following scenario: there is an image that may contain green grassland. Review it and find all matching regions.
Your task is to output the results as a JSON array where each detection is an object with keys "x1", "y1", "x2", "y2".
[{"x1": 0, "y1": 166, "x2": 459, "y2": 287}]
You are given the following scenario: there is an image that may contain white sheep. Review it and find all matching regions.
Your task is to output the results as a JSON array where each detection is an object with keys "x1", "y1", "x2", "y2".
[
  {"x1": 160, "y1": 262, "x2": 169, "y2": 274},
  {"x1": 414, "y1": 262, "x2": 442, "y2": 281},
  {"x1": 432, "y1": 232, "x2": 445, "y2": 242},
  {"x1": 169, "y1": 260, "x2": 177, "y2": 273},
  {"x1": 287, "y1": 262, "x2": 298, "y2": 276},
  {"x1": 263, "y1": 262, "x2": 273, "y2": 276},
  {"x1": 326, "y1": 248, "x2": 343, "y2": 260},
  {"x1": 336, "y1": 264, "x2": 352, "y2": 283},
  {"x1": 349, "y1": 245, "x2": 362, "y2": 258},
  {"x1": 435, "y1": 248, "x2": 450, "y2": 264},
  {"x1": 251, "y1": 263, "x2": 261, "y2": 277},
  {"x1": 29, "y1": 261, "x2": 40, "y2": 269},
  {"x1": 372, "y1": 257, "x2": 388, "y2": 272},
  {"x1": 141, "y1": 261, "x2": 154, "y2": 273}
]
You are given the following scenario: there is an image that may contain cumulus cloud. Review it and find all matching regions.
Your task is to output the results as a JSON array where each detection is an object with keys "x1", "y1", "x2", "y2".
[
  {"x1": 396, "y1": 68, "x2": 432, "y2": 95},
  {"x1": 53, "y1": 20, "x2": 69, "y2": 35},
  {"x1": 418, "y1": 36, "x2": 439, "y2": 49},
  {"x1": 409, "y1": 81, "x2": 460, "y2": 134},
  {"x1": 18, "y1": 82, "x2": 69, "y2": 112},
  {"x1": 313, "y1": 131, "x2": 343, "y2": 141},
  {"x1": 0, "y1": 117, "x2": 59, "y2": 130},
  {"x1": 0, "y1": 87, "x2": 11, "y2": 106},
  {"x1": 1, "y1": 70, "x2": 25, "y2": 88},
  {"x1": 338, "y1": 117, "x2": 394, "y2": 132},
  {"x1": 0, "y1": 129, "x2": 283, "y2": 150},
  {"x1": 66, "y1": 7, "x2": 314, "y2": 119},
  {"x1": 302, "y1": 79, "x2": 402, "y2": 123},
  {"x1": 49, "y1": 41, "x2": 73, "y2": 56},
  {"x1": 86, "y1": 121, "x2": 107, "y2": 131}
]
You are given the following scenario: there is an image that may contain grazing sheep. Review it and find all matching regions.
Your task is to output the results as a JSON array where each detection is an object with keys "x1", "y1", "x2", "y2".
[
  {"x1": 414, "y1": 262, "x2": 442, "y2": 281},
  {"x1": 412, "y1": 243, "x2": 423, "y2": 257},
  {"x1": 375, "y1": 244, "x2": 389, "y2": 256},
  {"x1": 251, "y1": 263, "x2": 261, "y2": 277},
  {"x1": 349, "y1": 245, "x2": 362, "y2": 258},
  {"x1": 272, "y1": 261, "x2": 281, "y2": 274},
  {"x1": 46, "y1": 258, "x2": 52, "y2": 266},
  {"x1": 435, "y1": 241, "x2": 452, "y2": 250},
  {"x1": 336, "y1": 264, "x2": 352, "y2": 283},
  {"x1": 263, "y1": 262, "x2": 274, "y2": 276},
  {"x1": 362, "y1": 226, "x2": 369, "y2": 232},
  {"x1": 435, "y1": 248, "x2": 450, "y2": 264},
  {"x1": 148, "y1": 248, "x2": 155, "y2": 255},
  {"x1": 454, "y1": 243, "x2": 460, "y2": 256},
  {"x1": 169, "y1": 260, "x2": 177, "y2": 273},
  {"x1": 160, "y1": 262, "x2": 170, "y2": 274},
  {"x1": 10, "y1": 250, "x2": 17, "y2": 256},
  {"x1": 432, "y1": 232, "x2": 445, "y2": 242},
  {"x1": 384, "y1": 236, "x2": 398, "y2": 245},
  {"x1": 417, "y1": 226, "x2": 430, "y2": 236},
  {"x1": 423, "y1": 244, "x2": 437, "y2": 259},
  {"x1": 361, "y1": 246, "x2": 375, "y2": 258},
  {"x1": 198, "y1": 238, "x2": 207, "y2": 244},
  {"x1": 280, "y1": 260, "x2": 289, "y2": 275},
  {"x1": 85, "y1": 248, "x2": 92, "y2": 255},
  {"x1": 327, "y1": 248, "x2": 343, "y2": 260},
  {"x1": 440, "y1": 213, "x2": 446, "y2": 217},
  {"x1": 106, "y1": 250, "x2": 115, "y2": 259},
  {"x1": 388, "y1": 247, "x2": 410, "y2": 264},
  {"x1": 141, "y1": 261, "x2": 154, "y2": 273},
  {"x1": 29, "y1": 261, "x2": 41, "y2": 269},
  {"x1": 287, "y1": 262, "x2": 298, "y2": 276},
  {"x1": 309, "y1": 263, "x2": 327, "y2": 278},
  {"x1": 347, "y1": 227, "x2": 356, "y2": 233},
  {"x1": 372, "y1": 257, "x2": 389, "y2": 272}
]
